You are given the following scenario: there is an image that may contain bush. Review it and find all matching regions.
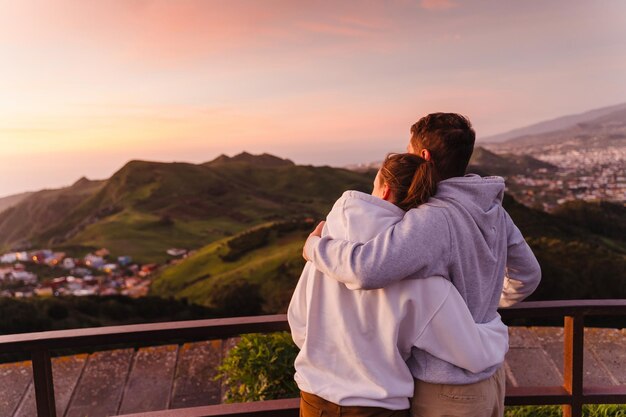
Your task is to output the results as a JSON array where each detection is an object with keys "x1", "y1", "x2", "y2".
[
  {"x1": 217, "y1": 332, "x2": 299, "y2": 402},
  {"x1": 220, "y1": 227, "x2": 271, "y2": 262},
  {"x1": 207, "y1": 278, "x2": 263, "y2": 317},
  {"x1": 47, "y1": 302, "x2": 69, "y2": 320}
]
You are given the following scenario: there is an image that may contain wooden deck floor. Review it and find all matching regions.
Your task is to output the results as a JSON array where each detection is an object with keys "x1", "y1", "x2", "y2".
[{"x1": 0, "y1": 327, "x2": 624, "y2": 417}]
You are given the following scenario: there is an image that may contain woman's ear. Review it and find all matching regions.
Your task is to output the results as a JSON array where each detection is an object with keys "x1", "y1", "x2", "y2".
[
  {"x1": 420, "y1": 149, "x2": 431, "y2": 161},
  {"x1": 382, "y1": 184, "x2": 392, "y2": 201}
]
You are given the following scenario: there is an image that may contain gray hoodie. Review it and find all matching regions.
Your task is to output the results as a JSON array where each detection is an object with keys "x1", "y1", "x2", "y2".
[{"x1": 304, "y1": 174, "x2": 541, "y2": 384}]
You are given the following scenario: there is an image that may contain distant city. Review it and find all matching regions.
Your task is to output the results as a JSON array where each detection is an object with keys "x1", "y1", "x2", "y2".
[
  {"x1": 501, "y1": 146, "x2": 624, "y2": 211},
  {"x1": 0, "y1": 248, "x2": 188, "y2": 299},
  {"x1": 346, "y1": 145, "x2": 625, "y2": 213}
]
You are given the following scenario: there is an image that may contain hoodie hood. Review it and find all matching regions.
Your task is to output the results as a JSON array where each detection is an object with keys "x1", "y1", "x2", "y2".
[
  {"x1": 435, "y1": 174, "x2": 505, "y2": 211},
  {"x1": 431, "y1": 174, "x2": 505, "y2": 250},
  {"x1": 324, "y1": 191, "x2": 405, "y2": 243}
]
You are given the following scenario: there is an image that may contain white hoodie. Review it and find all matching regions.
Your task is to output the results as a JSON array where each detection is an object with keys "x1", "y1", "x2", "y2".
[{"x1": 289, "y1": 191, "x2": 509, "y2": 410}]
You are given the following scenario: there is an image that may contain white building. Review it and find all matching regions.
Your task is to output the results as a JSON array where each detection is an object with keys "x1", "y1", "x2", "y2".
[{"x1": 63, "y1": 258, "x2": 76, "y2": 269}]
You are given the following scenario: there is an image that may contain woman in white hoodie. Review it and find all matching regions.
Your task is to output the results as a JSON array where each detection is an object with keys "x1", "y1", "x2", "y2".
[{"x1": 288, "y1": 153, "x2": 509, "y2": 417}]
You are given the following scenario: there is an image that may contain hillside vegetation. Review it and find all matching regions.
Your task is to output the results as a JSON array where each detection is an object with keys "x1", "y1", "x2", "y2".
[
  {"x1": 152, "y1": 195, "x2": 625, "y2": 313},
  {"x1": 503, "y1": 197, "x2": 625, "y2": 301},
  {"x1": 469, "y1": 147, "x2": 557, "y2": 177},
  {"x1": 482, "y1": 101, "x2": 626, "y2": 143},
  {"x1": 0, "y1": 191, "x2": 33, "y2": 215},
  {"x1": 0, "y1": 153, "x2": 373, "y2": 263},
  {"x1": 151, "y1": 220, "x2": 310, "y2": 314},
  {"x1": 486, "y1": 105, "x2": 626, "y2": 152},
  {"x1": 3, "y1": 152, "x2": 623, "y2": 316},
  {"x1": 0, "y1": 295, "x2": 217, "y2": 336}
]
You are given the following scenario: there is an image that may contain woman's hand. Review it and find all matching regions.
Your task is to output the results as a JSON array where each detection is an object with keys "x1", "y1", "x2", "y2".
[
  {"x1": 310, "y1": 220, "x2": 325, "y2": 238},
  {"x1": 303, "y1": 221, "x2": 325, "y2": 261}
]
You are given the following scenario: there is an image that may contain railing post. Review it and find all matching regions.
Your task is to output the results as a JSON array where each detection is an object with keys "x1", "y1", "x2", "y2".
[
  {"x1": 562, "y1": 314, "x2": 584, "y2": 417},
  {"x1": 32, "y1": 349, "x2": 57, "y2": 417}
]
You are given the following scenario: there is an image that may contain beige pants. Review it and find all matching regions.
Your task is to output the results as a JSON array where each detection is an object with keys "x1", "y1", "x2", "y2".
[{"x1": 411, "y1": 367, "x2": 506, "y2": 417}]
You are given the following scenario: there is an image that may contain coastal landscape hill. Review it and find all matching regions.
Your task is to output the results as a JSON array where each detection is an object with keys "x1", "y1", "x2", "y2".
[
  {"x1": 483, "y1": 102, "x2": 626, "y2": 153},
  {"x1": 150, "y1": 192, "x2": 625, "y2": 313},
  {"x1": 468, "y1": 147, "x2": 558, "y2": 177},
  {"x1": 0, "y1": 143, "x2": 624, "y2": 315},
  {"x1": 0, "y1": 192, "x2": 33, "y2": 215},
  {"x1": 481, "y1": 101, "x2": 626, "y2": 144},
  {"x1": 0, "y1": 153, "x2": 372, "y2": 263}
]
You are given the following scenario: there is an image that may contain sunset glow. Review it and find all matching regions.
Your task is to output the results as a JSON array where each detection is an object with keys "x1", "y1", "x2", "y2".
[{"x1": 1, "y1": 0, "x2": 625, "y2": 195}]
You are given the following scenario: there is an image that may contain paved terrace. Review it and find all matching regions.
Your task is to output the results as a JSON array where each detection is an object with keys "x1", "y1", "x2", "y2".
[{"x1": 0, "y1": 327, "x2": 624, "y2": 417}]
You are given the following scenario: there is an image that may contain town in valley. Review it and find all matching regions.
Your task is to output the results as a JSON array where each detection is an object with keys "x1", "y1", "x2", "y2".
[{"x1": 0, "y1": 247, "x2": 188, "y2": 299}]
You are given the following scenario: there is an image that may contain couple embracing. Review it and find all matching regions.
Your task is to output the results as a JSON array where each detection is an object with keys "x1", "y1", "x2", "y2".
[{"x1": 288, "y1": 113, "x2": 541, "y2": 417}]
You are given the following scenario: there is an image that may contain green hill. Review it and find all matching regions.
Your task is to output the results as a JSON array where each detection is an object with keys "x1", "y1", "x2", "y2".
[
  {"x1": 0, "y1": 191, "x2": 33, "y2": 215},
  {"x1": 486, "y1": 106, "x2": 626, "y2": 153},
  {"x1": 468, "y1": 147, "x2": 557, "y2": 177},
  {"x1": 503, "y1": 197, "x2": 626, "y2": 301},
  {"x1": 152, "y1": 196, "x2": 625, "y2": 314},
  {"x1": 150, "y1": 220, "x2": 310, "y2": 314},
  {"x1": 2, "y1": 151, "x2": 623, "y2": 312},
  {"x1": 0, "y1": 153, "x2": 373, "y2": 263},
  {"x1": 0, "y1": 178, "x2": 106, "y2": 250}
]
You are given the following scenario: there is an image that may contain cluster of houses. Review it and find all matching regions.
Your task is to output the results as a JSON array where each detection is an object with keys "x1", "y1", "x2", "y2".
[
  {"x1": 0, "y1": 248, "x2": 162, "y2": 298},
  {"x1": 503, "y1": 146, "x2": 625, "y2": 212}
]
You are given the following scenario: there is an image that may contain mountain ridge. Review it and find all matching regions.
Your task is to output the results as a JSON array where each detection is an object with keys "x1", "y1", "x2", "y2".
[
  {"x1": 2, "y1": 151, "x2": 624, "y2": 307},
  {"x1": 0, "y1": 152, "x2": 372, "y2": 262},
  {"x1": 205, "y1": 152, "x2": 295, "y2": 167},
  {"x1": 468, "y1": 147, "x2": 557, "y2": 176},
  {"x1": 481, "y1": 102, "x2": 626, "y2": 143},
  {"x1": 0, "y1": 192, "x2": 34, "y2": 215}
]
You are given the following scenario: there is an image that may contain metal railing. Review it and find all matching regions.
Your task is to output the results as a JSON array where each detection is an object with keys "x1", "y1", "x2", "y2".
[
  {"x1": 0, "y1": 300, "x2": 625, "y2": 417},
  {"x1": 498, "y1": 300, "x2": 626, "y2": 417}
]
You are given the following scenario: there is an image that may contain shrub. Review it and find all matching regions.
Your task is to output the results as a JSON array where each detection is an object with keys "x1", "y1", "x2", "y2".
[
  {"x1": 217, "y1": 332, "x2": 299, "y2": 403},
  {"x1": 47, "y1": 302, "x2": 69, "y2": 320},
  {"x1": 220, "y1": 227, "x2": 271, "y2": 262},
  {"x1": 207, "y1": 278, "x2": 263, "y2": 317}
]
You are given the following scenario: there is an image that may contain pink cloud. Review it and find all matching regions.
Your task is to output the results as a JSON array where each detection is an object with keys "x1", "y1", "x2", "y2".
[
  {"x1": 1, "y1": 0, "x2": 404, "y2": 69},
  {"x1": 298, "y1": 20, "x2": 385, "y2": 39},
  {"x1": 419, "y1": 0, "x2": 458, "y2": 11}
]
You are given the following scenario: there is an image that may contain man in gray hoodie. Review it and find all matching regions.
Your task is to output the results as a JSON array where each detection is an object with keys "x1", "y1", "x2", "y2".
[{"x1": 303, "y1": 113, "x2": 541, "y2": 417}]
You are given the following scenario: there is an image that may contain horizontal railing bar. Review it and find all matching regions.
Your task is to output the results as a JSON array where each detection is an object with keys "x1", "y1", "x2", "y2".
[
  {"x1": 1, "y1": 300, "x2": 625, "y2": 353},
  {"x1": 118, "y1": 386, "x2": 626, "y2": 416},
  {"x1": 499, "y1": 299, "x2": 626, "y2": 319},
  {"x1": 0, "y1": 300, "x2": 622, "y2": 416},
  {"x1": 580, "y1": 386, "x2": 626, "y2": 403},
  {"x1": 0, "y1": 315, "x2": 290, "y2": 353},
  {"x1": 116, "y1": 398, "x2": 301, "y2": 417},
  {"x1": 505, "y1": 386, "x2": 572, "y2": 405},
  {"x1": 504, "y1": 385, "x2": 626, "y2": 406}
]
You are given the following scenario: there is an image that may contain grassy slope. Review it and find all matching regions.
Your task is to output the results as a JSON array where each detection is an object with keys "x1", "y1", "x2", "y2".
[
  {"x1": 64, "y1": 210, "x2": 242, "y2": 264},
  {"x1": 0, "y1": 179, "x2": 106, "y2": 251},
  {"x1": 151, "y1": 224, "x2": 307, "y2": 313},
  {"x1": 3, "y1": 152, "x2": 623, "y2": 306},
  {"x1": 153, "y1": 197, "x2": 626, "y2": 314},
  {"x1": 0, "y1": 157, "x2": 373, "y2": 263},
  {"x1": 469, "y1": 146, "x2": 557, "y2": 176},
  {"x1": 503, "y1": 197, "x2": 626, "y2": 301},
  {"x1": 0, "y1": 192, "x2": 33, "y2": 215}
]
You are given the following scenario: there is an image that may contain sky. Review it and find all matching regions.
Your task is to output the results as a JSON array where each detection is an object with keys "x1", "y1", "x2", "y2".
[{"x1": 1, "y1": 0, "x2": 625, "y2": 196}]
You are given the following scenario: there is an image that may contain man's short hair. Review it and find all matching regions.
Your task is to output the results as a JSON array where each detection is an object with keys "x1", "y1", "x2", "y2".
[{"x1": 410, "y1": 113, "x2": 475, "y2": 181}]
